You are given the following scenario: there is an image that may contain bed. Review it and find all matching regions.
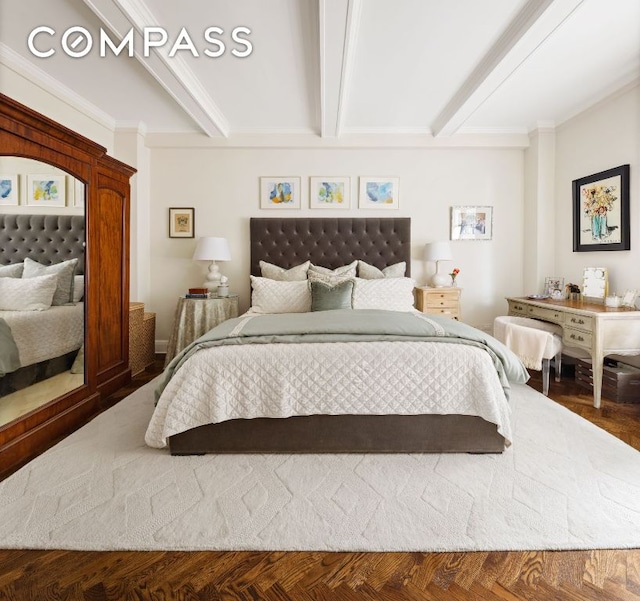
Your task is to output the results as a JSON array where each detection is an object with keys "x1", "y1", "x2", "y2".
[
  {"x1": 146, "y1": 217, "x2": 527, "y2": 454},
  {"x1": 0, "y1": 214, "x2": 85, "y2": 395}
]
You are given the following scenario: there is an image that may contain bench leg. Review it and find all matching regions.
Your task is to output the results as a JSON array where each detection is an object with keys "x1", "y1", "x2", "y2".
[
  {"x1": 554, "y1": 352, "x2": 562, "y2": 383},
  {"x1": 542, "y1": 358, "x2": 551, "y2": 396}
]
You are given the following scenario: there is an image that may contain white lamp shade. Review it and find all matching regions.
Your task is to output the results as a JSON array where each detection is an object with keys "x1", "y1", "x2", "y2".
[
  {"x1": 192, "y1": 237, "x2": 231, "y2": 261},
  {"x1": 424, "y1": 241, "x2": 453, "y2": 262}
]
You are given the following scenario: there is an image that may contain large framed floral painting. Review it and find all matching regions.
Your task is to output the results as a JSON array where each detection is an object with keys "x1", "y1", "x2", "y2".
[{"x1": 573, "y1": 164, "x2": 630, "y2": 252}]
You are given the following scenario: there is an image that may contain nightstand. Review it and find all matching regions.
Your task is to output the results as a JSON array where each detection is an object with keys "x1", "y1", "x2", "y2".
[
  {"x1": 414, "y1": 286, "x2": 461, "y2": 320},
  {"x1": 165, "y1": 295, "x2": 239, "y2": 366}
]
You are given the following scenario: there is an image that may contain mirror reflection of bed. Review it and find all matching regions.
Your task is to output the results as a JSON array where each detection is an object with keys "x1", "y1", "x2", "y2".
[{"x1": 0, "y1": 158, "x2": 85, "y2": 428}]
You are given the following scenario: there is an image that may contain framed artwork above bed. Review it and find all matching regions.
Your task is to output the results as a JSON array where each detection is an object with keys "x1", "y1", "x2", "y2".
[
  {"x1": 309, "y1": 177, "x2": 350, "y2": 209},
  {"x1": 358, "y1": 176, "x2": 400, "y2": 209},
  {"x1": 26, "y1": 174, "x2": 66, "y2": 207},
  {"x1": 0, "y1": 174, "x2": 18, "y2": 205},
  {"x1": 260, "y1": 177, "x2": 301, "y2": 209}
]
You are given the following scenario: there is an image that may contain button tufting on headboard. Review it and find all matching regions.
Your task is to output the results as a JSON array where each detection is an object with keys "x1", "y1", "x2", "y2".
[
  {"x1": 250, "y1": 217, "x2": 411, "y2": 276},
  {"x1": 0, "y1": 214, "x2": 85, "y2": 274}
]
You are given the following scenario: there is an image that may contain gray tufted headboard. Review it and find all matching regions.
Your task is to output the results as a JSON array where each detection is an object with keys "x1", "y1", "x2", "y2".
[
  {"x1": 250, "y1": 217, "x2": 411, "y2": 276},
  {"x1": 0, "y1": 214, "x2": 85, "y2": 274}
]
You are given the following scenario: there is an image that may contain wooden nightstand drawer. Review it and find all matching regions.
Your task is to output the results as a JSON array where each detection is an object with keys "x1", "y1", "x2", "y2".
[
  {"x1": 414, "y1": 287, "x2": 461, "y2": 320},
  {"x1": 425, "y1": 307, "x2": 460, "y2": 318}
]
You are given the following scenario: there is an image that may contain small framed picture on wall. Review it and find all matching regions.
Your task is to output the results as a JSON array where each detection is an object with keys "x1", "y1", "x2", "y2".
[
  {"x1": 260, "y1": 177, "x2": 301, "y2": 209},
  {"x1": 0, "y1": 175, "x2": 18, "y2": 205},
  {"x1": 358, "y1": 176, "x2": 400, "y2": 209},
  {"x1": 26, "y1": 175, "x2": 66, "y2": 207},
  {"x1": 309, "y1": 176, "x2": 350, "y2": 209},
  {"x1": 169, "y1": 207, "x2": 195, "y2": 238}
]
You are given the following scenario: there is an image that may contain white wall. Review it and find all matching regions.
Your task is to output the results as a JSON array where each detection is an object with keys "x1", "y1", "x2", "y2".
[
  {"x1": 149, "y1": 144, "x2": 525, "y2": 341},
  {"x1": 554, "y1": 82, "x2": 640, "y2": 367},
  {"x1": 555, "y1": 83, "x2": 639, "y2": 297}
]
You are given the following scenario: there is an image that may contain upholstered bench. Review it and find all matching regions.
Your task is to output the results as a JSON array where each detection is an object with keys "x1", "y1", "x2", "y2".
[{"x1": 494, "y1": 315, "x2": 562, "y2": 396}]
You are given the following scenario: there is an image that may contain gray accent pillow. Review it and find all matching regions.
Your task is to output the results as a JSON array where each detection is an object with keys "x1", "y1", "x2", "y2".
[
  {"x1": 310, "y1": 279, "x2": 354, "y2": 312},
  {"x1": 22, "y1": 257, "x2": 78, "y2": 305},
  {"x1": 260, "y1": 260, "x2": 310, "y2": 281},
  {"x1": 357, "y1": 260, "x2": 406, "y2": 279},
  {"x1": 0, "y1": 263, "x2": 24, "y2": 278}
]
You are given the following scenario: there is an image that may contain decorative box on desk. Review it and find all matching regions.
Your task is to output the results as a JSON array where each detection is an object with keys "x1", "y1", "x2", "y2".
[
  {"x1": 414, "y1": 286, "x2": 461, "y2": 320},
  {"x1": 129, "y1": 302, "x2": 156, "y2": 376},
  {"x1": 575, "y1": 358, "x2": 640, "y2": 403}
]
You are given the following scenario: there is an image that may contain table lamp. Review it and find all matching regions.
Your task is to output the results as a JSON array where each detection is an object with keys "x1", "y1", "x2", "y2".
[
  {"x1": 424, "y1": 241, "x2": 453, "y2": 287},
  {"x1": 192, "y1": 236, "x2": 231, "y2": 291}
]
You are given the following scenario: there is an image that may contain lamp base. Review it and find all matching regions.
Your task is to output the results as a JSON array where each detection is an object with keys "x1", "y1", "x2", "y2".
[
  {"x1": 203, "y1": 261, "x2": 222, "y2": 291},
  {"x1": 430, "y1": 273, "x2": 451, "y2": 288}
]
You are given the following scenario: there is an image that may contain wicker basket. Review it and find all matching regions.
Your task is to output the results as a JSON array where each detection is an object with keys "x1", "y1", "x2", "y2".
[{"x1": 129, "y1": 303, "x2": 156, "y2": 376}]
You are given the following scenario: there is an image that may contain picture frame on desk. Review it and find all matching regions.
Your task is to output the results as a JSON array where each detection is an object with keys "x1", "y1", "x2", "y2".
[
  {"x1": 622, "y1": 289, "x2": 638, "y2": 308},
  {"x1": 572, "y1": 164, "x2": 630, "y2": 252}
]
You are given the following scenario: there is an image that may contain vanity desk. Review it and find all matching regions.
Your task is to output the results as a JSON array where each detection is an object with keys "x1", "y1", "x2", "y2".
[{"x1": 507, "y1": 297, "x2": 640, "y2": 408}]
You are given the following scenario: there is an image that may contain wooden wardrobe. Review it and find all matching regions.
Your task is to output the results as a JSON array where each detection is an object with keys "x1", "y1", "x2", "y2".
[{"x1": 0, "y1": 93, "x2": 135, "y2": 477}]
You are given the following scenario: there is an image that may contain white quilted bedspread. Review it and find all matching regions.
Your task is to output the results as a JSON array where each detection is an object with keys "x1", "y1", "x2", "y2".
[
  {"x1": 145, "y1": 340, "x2": 512, "y2": 449},
  {"x1": 0, "y1": 303, "x2": 84, "y2": 368}
]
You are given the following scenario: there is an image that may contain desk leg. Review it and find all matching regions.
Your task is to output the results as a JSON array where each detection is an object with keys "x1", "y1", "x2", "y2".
[{"x1": 591, "y1": 353, "x2": 603, "y2": 409}]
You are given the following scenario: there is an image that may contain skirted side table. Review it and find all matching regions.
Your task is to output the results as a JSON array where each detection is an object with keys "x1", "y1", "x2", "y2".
[{"x1": 164, "y1": 295, "x2": 239, "y2": 366}]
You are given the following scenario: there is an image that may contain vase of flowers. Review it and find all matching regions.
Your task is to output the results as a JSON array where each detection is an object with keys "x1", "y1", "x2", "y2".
[{"x1": 449, "y1": 267, "x2": 460, "y2": 286}]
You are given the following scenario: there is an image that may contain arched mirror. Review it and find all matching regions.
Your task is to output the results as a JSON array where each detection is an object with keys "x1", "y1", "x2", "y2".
[
  {"x1": 0, "y1": 158, "x2": 85, "y2": 428},
  {"x1": 0, "y1": 93, "x2": 135, "y2": 477}
]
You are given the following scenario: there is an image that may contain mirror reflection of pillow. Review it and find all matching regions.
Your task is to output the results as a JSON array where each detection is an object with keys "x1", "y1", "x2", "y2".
[
  {"x1": 22, "y1": 257, "x2": 78, "y2": 305},
  {"x1": 73, "y1": 275, "x2": 84, "y2": 303},
  {"x1": 0, "y1": 263, "x2": 24, "y2": 278},
  {"x1": 0, "y1": 273, "x2": 58, "y2": 311}
]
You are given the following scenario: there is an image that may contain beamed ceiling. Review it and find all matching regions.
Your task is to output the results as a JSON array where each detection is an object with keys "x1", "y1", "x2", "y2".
[{"x1": 0, "y1": 0, "x2": 639, "y2": 139}]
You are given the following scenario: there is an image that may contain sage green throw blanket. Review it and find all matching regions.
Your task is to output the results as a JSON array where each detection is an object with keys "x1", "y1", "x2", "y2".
[
  {"x1": 157, "y1": 310, "x2": 529, "y2": 401},
  {"x1": 0, "y1": 318, "x2": 21, "y2": 377}
]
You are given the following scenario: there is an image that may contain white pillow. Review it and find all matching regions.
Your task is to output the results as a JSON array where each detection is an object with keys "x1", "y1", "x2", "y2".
[
  {"x1": 352, "y1": 277, "x2": 416, "y2": 312},
  {"x1": 0, "y1": 263, "x2": 24, "y2": 278},
  {"x1": 308, "y1": 261, "x2": 357, "y2": 285},
  {"x1": 357, "y1": 260, "x2": 406, "y2": 279},
  {"x1": 259, "y1": 260, "x2": 310, "y2": 281},
  {"x1": 22, "y1": 257, "x2": 78, "y2": 306},
  {"x1": 73, "y1": 275, "x2": 85, "y2": 303},
  {"x1": 0, "y1": 273, "x2": 58, "y2": 311},
  {"x1": 250, "y1": 276, "x2": 311, "y2": 313}
]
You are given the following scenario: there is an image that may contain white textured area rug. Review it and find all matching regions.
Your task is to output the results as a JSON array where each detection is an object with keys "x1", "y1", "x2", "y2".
[{"x1": 1, "y1": 380, "x2": 640, "y2": 552}]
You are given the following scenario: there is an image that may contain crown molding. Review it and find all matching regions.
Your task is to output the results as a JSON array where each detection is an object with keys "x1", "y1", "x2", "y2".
[{"x1": 0, "y1": 43, "x2": 116, "y2": 131}]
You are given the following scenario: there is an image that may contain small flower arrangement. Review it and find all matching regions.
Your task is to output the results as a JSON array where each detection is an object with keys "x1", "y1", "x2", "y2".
[{"x1": 449, "y1": 267, "x2": 460, "y2": 285}]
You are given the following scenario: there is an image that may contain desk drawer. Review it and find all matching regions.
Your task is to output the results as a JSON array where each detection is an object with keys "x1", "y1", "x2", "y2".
[
  {"x1": 508, "y1": 300, "x2": 528, "y2": 315},
  {"x1": 565, "y1": 314, "x2": 593, "y2": 331},
  {"x1": 564, "y1": 327, "x2": 592, "y2": 349},
  {"x1": 525, "y1": 306, "x2": 564, "y2": 324}
]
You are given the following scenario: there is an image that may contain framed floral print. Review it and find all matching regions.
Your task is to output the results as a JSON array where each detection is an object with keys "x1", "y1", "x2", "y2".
[{"x1": 573, "y1": 164, "x2": 630, "y2": 252}]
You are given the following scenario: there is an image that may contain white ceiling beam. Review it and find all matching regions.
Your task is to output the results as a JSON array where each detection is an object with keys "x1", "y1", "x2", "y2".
[
  {"x1": 319, "y1": 0, "x2": 362, "y2": 137},
  {"x1": 431, "y1": 0, "x2": 584, "y2": 137},
  {"x1": 82, "y1": 0, "x2": 229, "y2": 137}
]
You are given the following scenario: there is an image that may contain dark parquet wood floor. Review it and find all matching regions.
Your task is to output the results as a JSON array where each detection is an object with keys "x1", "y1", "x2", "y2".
[{"x1": 1, "y1": 357, "x2": 639, "y2": 600}]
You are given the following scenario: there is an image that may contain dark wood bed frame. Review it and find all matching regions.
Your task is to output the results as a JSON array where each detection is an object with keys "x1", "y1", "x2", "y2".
[{"x1": 168, "y1": 217, "x2": 506, "y2": 455}]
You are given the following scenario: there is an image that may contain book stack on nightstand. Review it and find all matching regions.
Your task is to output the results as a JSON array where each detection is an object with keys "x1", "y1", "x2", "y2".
[
  {"x1": 414, "y1": 286, "x2": 461, "y2": 320},
  {"x1": 185, "y1": 287, "x2": 209, "y2": 298}
]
